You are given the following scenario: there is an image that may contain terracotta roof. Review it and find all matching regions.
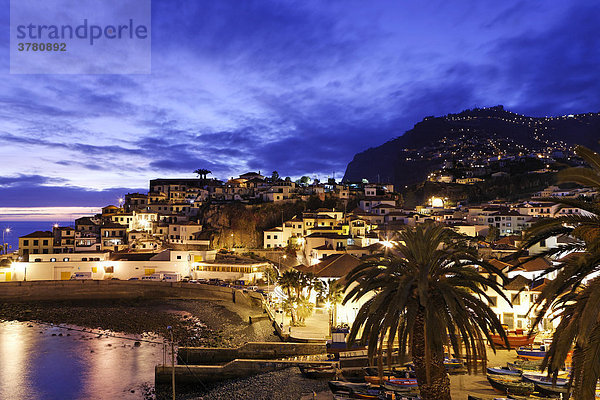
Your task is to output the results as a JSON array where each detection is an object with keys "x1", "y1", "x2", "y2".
[
  {"x1": 495, "y1": 236, "x2": 521, "y2": 246},
  {"x1": 556, "y1": 251, "x2": 586, "y2": 262},
  {"x1": 489, "y1": 258, "x2": 512, "y2": 270},
  {"x1": 514, "y1": 257, "x2": 553, "y2": 272},
  {"x1": 20, "y1": 230, "x2": 53, "y2": 238},
  {"x1": 300, "y1": 254, "x2": 363, "y2": 278},
  {"x1": 505, "y1": 274, "x2": 532, "y2": 291}
]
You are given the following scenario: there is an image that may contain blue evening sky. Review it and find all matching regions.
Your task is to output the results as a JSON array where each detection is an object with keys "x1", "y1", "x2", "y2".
[{"x1": 0, "y1": 0, "x2": 599, "y2": 207}]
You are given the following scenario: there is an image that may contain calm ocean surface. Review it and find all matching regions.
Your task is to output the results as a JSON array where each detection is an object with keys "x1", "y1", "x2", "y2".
[
  {"x1": 0, "y1": 321, "x2": 165, "y2": 400},
  {"x1": 0, "y1": 221, "x2": 72, "y2": 253}
]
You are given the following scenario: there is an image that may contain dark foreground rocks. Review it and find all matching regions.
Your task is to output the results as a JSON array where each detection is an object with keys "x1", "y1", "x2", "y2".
[
  {"x1": 0, "y1": 298, "x2": 277, "y2": 347},
  {"x1": 156, "y1": 367, "x2": 330, "y2": 400}
]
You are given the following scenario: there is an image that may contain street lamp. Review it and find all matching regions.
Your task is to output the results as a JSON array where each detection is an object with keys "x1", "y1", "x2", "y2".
[
  {"x1": 278, "y1": 254, "x2": 287, "y2": 270},
  {"x1": 2, "y1": 228, "x2": 10, "y2": 255}
]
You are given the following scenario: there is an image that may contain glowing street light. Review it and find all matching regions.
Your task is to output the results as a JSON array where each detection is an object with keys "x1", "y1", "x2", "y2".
[{"x1": 2, "y1": 228, "x2": 10, "y2": 255}]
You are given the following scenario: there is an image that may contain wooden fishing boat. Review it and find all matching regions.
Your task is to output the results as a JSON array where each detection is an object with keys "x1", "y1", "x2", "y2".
[
  {"x1": 487, "y1": 374, "x2": 535, "y2": 396},
  {"x1": 522, "y1": 373, "x2": 569, "y2": 386},
  {"x1": 363, "y1": 366, "x2": 415, "y2": 378},
  {"x1": 490, "y1": 329, "x2": 536, "y2": 348},
  {"x1": 516, "y1": 345, "x2": 547, "y2": 361},
  {"x1": 328, "y1": 381, "x2": 370, "y2": 394},
  {"x1": 299, "y1": 365, "x2": 337, "y2": 379},
  {"x1": 443, "y1": 358, "x2": 464, "y2": 370},
  {"x1": 534, "y1": 381, "x2": 570, "y2": 397},
  {"x1": 381, "y1": 378, "x2": 419, "y2": 392},
  {"x1": 487, "y1": 366, "x2": 522, "y2": 377},
  {"x1": 364, "y1": 375, "x2": 391, "y2": 385},
  {"x1": 507, "y1": 360, "x2": 543, "y2": 372}
]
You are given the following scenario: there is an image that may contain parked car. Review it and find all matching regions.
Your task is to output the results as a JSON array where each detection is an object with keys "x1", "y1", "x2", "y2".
[{"x1": 128, "y1": 277, "x2": 139, "y2": 281}]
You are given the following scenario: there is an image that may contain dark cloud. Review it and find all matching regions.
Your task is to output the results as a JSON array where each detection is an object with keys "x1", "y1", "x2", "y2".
[
  {"x1": 0, "y1": 185, "x2": 146, "y2": 207},
  {"x1": 1, "y1": 0, "x2": 599, "y2": 205},
  {"x1": 0, "y1": 174, "x2": 63, "y2": 187}
]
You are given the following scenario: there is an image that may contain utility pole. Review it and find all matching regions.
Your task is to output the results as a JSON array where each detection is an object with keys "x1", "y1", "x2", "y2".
[{"x1": 167, "y1": 326, "x2": 175, "y2": 400}]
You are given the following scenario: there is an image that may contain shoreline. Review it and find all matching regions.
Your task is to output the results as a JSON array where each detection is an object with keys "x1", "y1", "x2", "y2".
[{"x1": 0, "y1": 298, "x2": 278, "y2": 347}]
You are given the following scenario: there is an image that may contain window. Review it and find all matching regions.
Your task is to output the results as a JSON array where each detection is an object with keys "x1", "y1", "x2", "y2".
[
  {"x1": 50, "y1": 258, "x2": 56, "y2": 262},
  {"x1": 540, "y1": 239, "x2": 546, "y2": 247},
  {"x1": 33, "y1": 240, "x2": 39, "y2": 246},
  {"x1": 488, "y1": 296, "x2": 497, "y2": 307},
  {"x1": 274, "y1": 235, "x2": 278, "y2": 239},
  {"x1": 63, "y1": 257, "x2": 70, "y2": 262},
  {"x1": 267, "y1": 235, "x2": 271, "y2": 240},
  {"x1": 511, "y1": 293, "x2": 521, "y2": 305},
  {"x1": 82, "y1": 258, "x2": 88, "y2": 261},
  {"x1": 23, "y1": 240, "x2": 29, "y2": 246},
  {"x1": 177, "y1": 255, "x2": 182, "y2": 260}
]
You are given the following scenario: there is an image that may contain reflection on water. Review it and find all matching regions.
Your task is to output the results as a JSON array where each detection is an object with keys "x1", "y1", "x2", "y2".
[{"x1": 0, "y1": 321, "x2": 166, "y2": 400}]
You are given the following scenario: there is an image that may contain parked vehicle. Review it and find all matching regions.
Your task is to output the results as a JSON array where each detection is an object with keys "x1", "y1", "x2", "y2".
[
  {"x1": 128, "y1": 277, "x2": 139, "y2": 281},
  {"x1": 163, "y1": 273, "x2": 181, "y2": 282},
  {"x1": 71, "y1": 272, "x2": 92, "y2": 280}
]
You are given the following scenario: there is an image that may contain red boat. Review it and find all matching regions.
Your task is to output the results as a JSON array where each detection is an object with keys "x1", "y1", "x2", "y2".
[{"x1": 489, "y1": 329, "x2": 536, "y2": 348}]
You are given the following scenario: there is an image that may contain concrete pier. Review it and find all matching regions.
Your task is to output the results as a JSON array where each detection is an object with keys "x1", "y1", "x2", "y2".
[
  {"x1": 155, "y1": 359, "x2": 337, "y2": 385},
  {"x1": 178, "y1": 342, "x2": 327, "y2": 364}
]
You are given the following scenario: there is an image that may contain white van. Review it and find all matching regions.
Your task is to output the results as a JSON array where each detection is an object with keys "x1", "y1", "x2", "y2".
[
  {"x1": 163, "y1": 273, "x2": 181, "y2": 282},
  {"x1": 72, "y1": 272, "x2": 92, "y2": 280}
]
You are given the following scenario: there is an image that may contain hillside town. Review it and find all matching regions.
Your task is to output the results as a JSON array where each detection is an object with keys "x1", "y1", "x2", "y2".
[{"x1": 1, "y1": 167, "x2": 596, "y2": 337}]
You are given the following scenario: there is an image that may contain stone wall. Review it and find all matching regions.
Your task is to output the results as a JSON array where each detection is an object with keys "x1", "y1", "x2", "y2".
[
  {"x1": 178, "y1": 341, "x2": 326, "y2": 364},
  {"x1": 0, "y1": 280, "x2": 262, "y2": 306}
]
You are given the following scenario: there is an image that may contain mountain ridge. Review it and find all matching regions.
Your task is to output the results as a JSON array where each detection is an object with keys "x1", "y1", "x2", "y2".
[{"x1": 343, "y1": 105, "x2": 600, "y2": 187}]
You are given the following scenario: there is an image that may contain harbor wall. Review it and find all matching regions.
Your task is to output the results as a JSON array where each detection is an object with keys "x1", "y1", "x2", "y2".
[
  {"x1": 178, "y1": 342, "x2": 326, "y2": 364},
  {"x1": 0, "y1": 280, "x2": 263, "y2": 307},
  {"x1": 156, "y1": 359, "x2": 337, "y2": 385}
]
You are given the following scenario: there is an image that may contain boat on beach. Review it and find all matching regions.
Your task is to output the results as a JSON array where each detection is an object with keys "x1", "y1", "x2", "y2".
[
  {"x1": 299, "y1": 365, "x2": 337, "y2": 379},
  {"x1": 516, "y1": 345, "x2": 547, "y2": 361},
  {"x1": 486, "y1": 366, "x2": 522, "y2": 377},
  {"x1": 486, "y1": 374, "x2": 535, "y2": 396},
  {"x1": 381, "y1": 378, "x2": 418, "y2": 392},
  {"x1": 489, "y1": 329, "x2": 536, "y2": 349}
]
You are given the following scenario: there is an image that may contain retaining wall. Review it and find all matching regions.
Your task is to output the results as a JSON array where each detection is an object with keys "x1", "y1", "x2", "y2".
[
  {"x1": 156, "y1": 359, "x2": 336, "y2": 385},
  {"x1": 178, "y1": 341, "x2": 326, "y2": 364},
  {"x1": 0, "y1": 280, "x2": 262, "y2": 308}
]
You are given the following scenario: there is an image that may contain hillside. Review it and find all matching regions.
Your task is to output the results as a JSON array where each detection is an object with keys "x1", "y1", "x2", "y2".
[{"x1": 343, "y1": 106, "x2": 600, "y2": 187}]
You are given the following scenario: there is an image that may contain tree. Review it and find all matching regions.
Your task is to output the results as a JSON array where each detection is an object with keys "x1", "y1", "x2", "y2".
[
  {"x1": 279, "y1": 270, "x2": 300, "y2": 325},
  {"x1": 278, "y1": 269, "x2": 317, "y2": 326},
  {"x1": 298, "y1": 176, "x2": 310, "y2": 185},
  {"x1": 271, "y1": 170, "x2": 280, "y2": 182},
  {"x1": 520, "y1": 145, "x2": 600, "y2": 400},
  {"x1": 194, "y1": 168, "x2": 211, "y2": 180},
  {"x1": 486, "y1": 225, "x2": 500, "y2": 242},
  {"x1": 343, "y1": 223, "x2": 508, "y2": 400}
]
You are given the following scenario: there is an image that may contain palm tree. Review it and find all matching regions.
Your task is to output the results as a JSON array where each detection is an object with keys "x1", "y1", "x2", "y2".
[
  {"x1": 193, "y1": 168, "x2": 211, "y2": 180},
  {"x1": 279, "y1": 270, "x2": 300, "y2": 325},
  {"x1": 343, "y1": 223, "x2": 509, "y2": 400},
  {"x1": 520, "y1": 145, "x2": 600, "y2": 400}
]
